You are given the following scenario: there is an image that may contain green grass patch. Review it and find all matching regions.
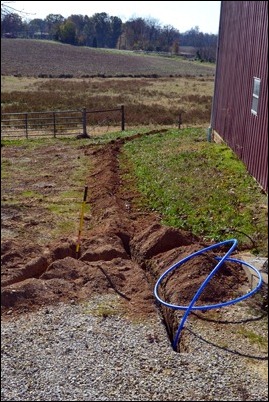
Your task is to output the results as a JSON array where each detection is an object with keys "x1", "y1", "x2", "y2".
[
  {"x1": 121, "y1": 127, "x2": 268, "y2": 254},
  {"x1": 1, "y1": 136, "x2": 90, "y2": 148},
  {"x1": 237, "y1": 327, "x2": 267, "y2": 349},
  {"x1": 20, "y1": 190, "x2": 43, "y2": 198}
]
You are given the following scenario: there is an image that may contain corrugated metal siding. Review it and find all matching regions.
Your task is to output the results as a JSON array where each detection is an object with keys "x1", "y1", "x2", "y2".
[{"x1": 212, "y1": 1, "x2": 268, "y2": 192}]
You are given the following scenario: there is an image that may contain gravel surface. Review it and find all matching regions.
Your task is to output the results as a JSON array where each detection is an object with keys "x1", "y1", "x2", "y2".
[{"x1": 1, "y1": 295, "x2": 268, "y2": 401}]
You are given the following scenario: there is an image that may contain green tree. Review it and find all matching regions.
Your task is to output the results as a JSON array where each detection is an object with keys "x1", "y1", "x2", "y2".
[
  {"x1": 59, "y1": 19, "x2": 77, "y2": 44},
  {"x1": 68, "y1": 14, "x2": 85, "y2": 33},
  {"x1": 67, "y1": 14, "x2": 93, "y2": 46},
  {"x1": 81, "y1": 15, "x2": 95, "y2": 46},
  {"x1": 45, "y1": 13, "x2": 64, "y2": 40},
  {"x1": 109, "y1": 16, "x2": 122, "y2": 48},
  {"x1": 91, "y1": 12, "x2": 110, "y2": 48}
]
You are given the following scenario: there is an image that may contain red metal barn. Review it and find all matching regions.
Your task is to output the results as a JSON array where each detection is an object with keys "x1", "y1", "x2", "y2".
[{"x1": 210, "y1": 1, "x2": 268, "y2": 192}]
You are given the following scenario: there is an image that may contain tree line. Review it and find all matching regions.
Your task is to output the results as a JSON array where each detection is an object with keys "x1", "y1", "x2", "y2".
[{"x1": 1, "y1": 11, "x2": 218, "y2": 62}]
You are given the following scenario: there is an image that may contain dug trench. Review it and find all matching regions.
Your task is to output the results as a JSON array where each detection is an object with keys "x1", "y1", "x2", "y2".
[{"x1": 1, "y1": 130, "x2": 266, "y2": 352}]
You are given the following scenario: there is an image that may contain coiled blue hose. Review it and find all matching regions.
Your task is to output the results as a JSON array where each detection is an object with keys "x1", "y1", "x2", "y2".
[{"x1": 154, "y1": 239, "x2": 263, "y2": 351}]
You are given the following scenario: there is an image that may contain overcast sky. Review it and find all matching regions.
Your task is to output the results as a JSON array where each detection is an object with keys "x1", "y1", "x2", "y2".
[{"x1": 10, "y1": 1, "x2": 221, "y2": 34}]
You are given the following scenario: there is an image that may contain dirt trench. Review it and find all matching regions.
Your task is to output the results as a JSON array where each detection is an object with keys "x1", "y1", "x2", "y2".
[{"x1": 1, "y1": 131, "x2": 252, "y2": 350}]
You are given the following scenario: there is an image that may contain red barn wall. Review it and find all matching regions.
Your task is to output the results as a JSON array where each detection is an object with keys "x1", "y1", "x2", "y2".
[{"x1": 211, "y1": 1, "x2": 268, "y2": 192}]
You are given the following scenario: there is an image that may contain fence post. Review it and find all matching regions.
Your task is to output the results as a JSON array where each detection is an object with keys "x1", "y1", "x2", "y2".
[
  {"x1": 25, "y1": 113, "x2": 28, "y2": 139},
  {"x1": 53, "y1": 112, "x2": 56, "y2": 138},
  {"x1": 81, "y1": 107, "x2": 90, "y2": 137},
  {"x1": 121, "y1": 105, "x2": 125, "y2": 131}
]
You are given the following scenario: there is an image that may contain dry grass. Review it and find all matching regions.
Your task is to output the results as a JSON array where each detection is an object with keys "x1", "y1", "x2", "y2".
[{"x1": 1, "y1": 76, "x2": 215, "y2": 127}]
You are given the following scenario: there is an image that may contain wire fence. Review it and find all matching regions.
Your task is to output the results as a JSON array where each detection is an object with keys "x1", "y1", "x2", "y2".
[{"x1": 1, "y1": 106, "x2": 125, "y2": 139}]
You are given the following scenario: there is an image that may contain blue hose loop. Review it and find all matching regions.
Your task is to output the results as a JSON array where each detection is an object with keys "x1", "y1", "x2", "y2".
[{"x1": 153, "y1": 239, "x2": 263, "y2": 351}]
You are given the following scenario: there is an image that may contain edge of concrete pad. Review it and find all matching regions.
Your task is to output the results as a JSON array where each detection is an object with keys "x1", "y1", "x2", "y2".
[{"x1": 236, "y1": 252, "x2": 268, "y2": 287}]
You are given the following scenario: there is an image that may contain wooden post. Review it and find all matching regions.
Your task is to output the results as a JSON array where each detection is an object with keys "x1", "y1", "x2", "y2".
[{"x1": 82, "y1": 107, "x2": 89, "y2": 137}]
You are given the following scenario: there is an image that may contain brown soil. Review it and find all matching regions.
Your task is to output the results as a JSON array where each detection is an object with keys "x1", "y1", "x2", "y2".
[
  {"x1": 1, "y1": 38, "x2": 215, "y2": 78},
  {"x1": 1, "y1": 131, "x2": 256, "y2": 346}
]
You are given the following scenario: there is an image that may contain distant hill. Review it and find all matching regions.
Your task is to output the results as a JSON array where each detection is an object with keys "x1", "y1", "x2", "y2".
[{"x1": 1, "y1": 39, "x2": 215, "y2": 78}]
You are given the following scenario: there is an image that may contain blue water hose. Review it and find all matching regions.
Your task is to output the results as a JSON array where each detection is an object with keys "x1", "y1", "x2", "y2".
[{"x1": 153, "y1": 239, "x2": 263, "y2": 351}]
